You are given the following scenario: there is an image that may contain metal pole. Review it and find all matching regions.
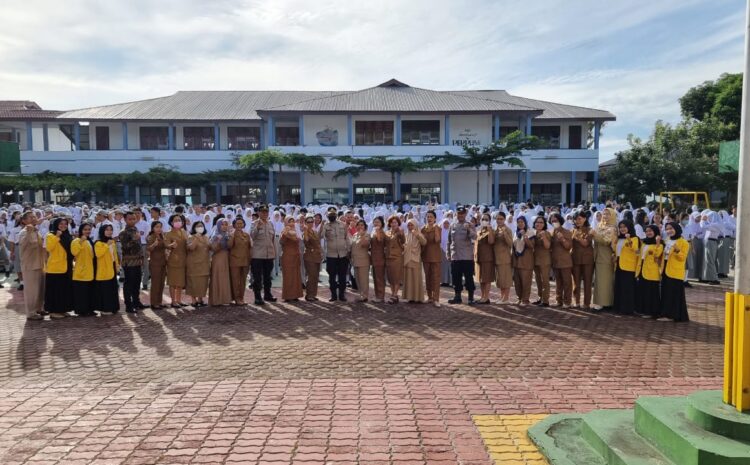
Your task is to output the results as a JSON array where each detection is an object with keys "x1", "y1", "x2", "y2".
[{"x1": 735, "y1": 0, "x2": 750, "y2": 296}]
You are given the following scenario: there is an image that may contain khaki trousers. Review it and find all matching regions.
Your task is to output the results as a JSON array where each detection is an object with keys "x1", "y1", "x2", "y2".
[
  {"x1": 572, "y1": 263, "x2": 594, "y2": 307},
  {"x1": 372, "y1": 265, "x2": 386, "y2": 300},
  {"x1": 423, "y1": 261, "x2": 441, "y2": 302},
  {"x1": 304, "y1": 261, "x2": 320, "y2": 299},
  {"x1": 354, "y1": 265, "x2": 370, "y2": 299},
  {"x1": 554, "y1": 267, "x2": 573, "y2": 306},
  {"x1": 22, "y1": 268, "x2": 44, "y2": 317},
  {"x1": 513, "y1": 268, "x2": 533, "y2": 303},
  {"x1": 534, "y1": 264, "x2": 551, "y2": 304},
  {"x1": 230, "y1": 266, "x2": 249, "y2": 302}
]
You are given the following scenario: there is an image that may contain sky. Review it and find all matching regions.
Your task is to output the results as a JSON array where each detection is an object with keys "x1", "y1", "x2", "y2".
[{"x1": 0, "y1": 0, "x2": 745, "y2": 160}]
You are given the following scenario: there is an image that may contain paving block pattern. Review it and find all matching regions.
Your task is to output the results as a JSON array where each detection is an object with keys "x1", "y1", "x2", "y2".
[{"x1": 473, "y1": 414, "x2": 549, "y2": 464}]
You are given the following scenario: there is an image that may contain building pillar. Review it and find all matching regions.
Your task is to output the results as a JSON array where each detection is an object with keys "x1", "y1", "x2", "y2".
[
  {"x1": 493, "y1": 169, "x2": 500, "y2": 206},
  {"x1": 25, "y1": 121, "x2": 33, "y2": 151},
  {"x1": 347, "y1": 174, "x2": 354, "y2": 204},
  {"x1": 11, "y1": 128, "x2": 17, "y2": 145},
  {"x1": 215, "y1": 183, "x2": 221, "y2": 203},
  {"x1": 493, "y1": 115, "x2": 500, "y2": 141},
  {"x1": 570, "y1": 170, "x2": 576, "y2": 205},
  {"x1": 395, "y1": 114, "x2": 401, "y2": 146},
  {"x1": 347, "y1": 115, "x2": 353, "y2": 146},
  {"x1": 517, "y1": 171, "x2": 523, "y2": 201},
  {"x1": 42, "y1": 123, "x2": 49, "y2": 151},
  {"x1": 267, "y1": 170, "x2": 275, "y2": 204},
  {"x1": 200, "y1": 186, "x2": 207, "y2": 204},
  {"x1": 526, "y1": 115, "x2": 533, "y2": 136},
  {"x1": 135, "y1": 186, "x2": 141, "y2": 204},
  {"x1": 123, "y1": 184, "x2": 130, "y2": 202},
  {"x1": 592, "y1": 169, "x2": 599, "y2": 204},
  {"x1": 267, "y1": 116, "x2": 275, "y2": 147},
  {"x1": 259, "y1": 121, "x2": 265, "y2": 149},
  {"x1": 168, "y1": 123, "x2": 174, "y2": 150},
  {"x1": 298, "y1": 115, "x2": 305, "y2": 146},
  {"x1": 300, "y1": 170, "x2": 306, "y2": 205},
  {"x1": 443, "y1": 169, "x2": 450, "y2": 204},
  {"x1": 122, "y1": 122, "x2": 129, "y2": 150},
  {"x1": 444, "y1": 115, "x2": 451, "y2": 145},
  {"x1": 214, "y1": 123, "x2": 220, "y2": 150},
  {"x1": 395, "y1": 172, "x2": 401, "y2": 202},
  {"x1": 525, "y1": 170, "x2": 532, "y2": 202},
  {"x1": 73, "y1": 123, "x2": 81, "y2": 151},
  {"x1": 594, "y1": 121, "x2": 601, "y2": 150}
]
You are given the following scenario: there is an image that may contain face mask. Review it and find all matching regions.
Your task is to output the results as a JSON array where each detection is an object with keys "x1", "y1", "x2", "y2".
[
  {"x1": 327, "y1": 215, "x2": 337, "y2": 222},
  {"x1": 481, "y1": 220, "x2": 490, "y2": 227},
  {"x1": 195, "y1": 226, "x2": 205, "y2": 234},
  {"x1": 173, "y1": 222, "x2": 183, "y2": 229},
  {"x1": 681, "y1": 220, "x2": 689, "y2": 226},
  {"x1": 551, "y1": 222, "x2": 560, "y2": 228}
]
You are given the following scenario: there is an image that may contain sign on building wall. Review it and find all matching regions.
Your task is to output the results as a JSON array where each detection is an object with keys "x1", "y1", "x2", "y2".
[
  {"x1": 316, "y1": 127, "x2": 339, "y2": 146},
  {"x1": 452, "y1": 128, "x2": 481, "y2": 146}
]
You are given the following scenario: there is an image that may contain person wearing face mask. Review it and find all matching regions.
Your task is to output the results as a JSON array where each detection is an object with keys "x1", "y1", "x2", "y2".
[
  {"x1": 613, "y1": 220, "x2": 640, "y2": 315},
  {"x1": 93, "y1": 224, "x2": 120, "y2": 314},
  {"x1": 250, "y1": 205, "x2": 278, "y2": 305},
  {"x1": 549, "y1": 212, "x2": 573, "y2": 309},
  {"x1": 164, "y1": 214, "x2": 189, "y2": 307},
  {"x1": 660, "y1": 222, "x2": 690, "y2": 322},
  {"x1": 186, "y1": 221, "x2": 210, "y2": 308},
  {"x1": 420, "y1": 211, "x2": 442, "y2": 306},
  {"x1": 492, "y1": 212, "x2": 513, "y2": 303},
  {"x1": 635, "y1": 225, "x2": 663, "y2": 318},
  {"x1": 447, "y1": 206, "x2": 477, "y2": 304},
  {"x1": 209, "y1": 218, "x2": 233, "y2": 306},
  {"x1": 512, "y1": 216, "x2": 535, "y2": 305},
  {"x1": 474, "y1": 213, "x2": 495, "y2": 304},
  {"x1": 146, "y1": 221, "x2": 167, "y2": 310},
  {"x1": 532, "y1": 215, "x2": 552, "y2": 307}
]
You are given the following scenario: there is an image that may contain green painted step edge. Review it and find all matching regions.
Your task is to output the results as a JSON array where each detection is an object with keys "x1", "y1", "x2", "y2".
[
  {"x1": 580, "y1": 409, "x2": 675, "y2": 465},
  {"x1": 634, "y1": 396, "x2": 750, "y2": 465},
  {"x1": 687, "y1": 391, "x2": 750, "y2": 442},
  {"x1": 527, "y1": 413, "x2": 593, "y2": 465}
]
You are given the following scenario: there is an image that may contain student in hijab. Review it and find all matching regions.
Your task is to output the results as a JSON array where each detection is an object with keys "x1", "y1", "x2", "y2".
[
  {"x1": 571, "y1": 211, "x2": 595, "y2": 310},
  {"x1": 402, "y1": 218, "x2": 426, "y2": 303},
  {"x1": 613, "y1": 220, "x2": 640, "y2": 314},
  {"x1": 532, "y1": 216, "x2": 552, "y2": 307},
  {"x1": 279, "y1": 216, "x2": 303, "y2": 302},
  {"x1": 71, "y1": 222, "x2": 96, "y2": 317},
  {"x1": 635, "y1": 225, "x2": 663, "y2": 318},
  {"x1": 369, "y1": 216, "x2": 387, "y2": 303},
  {"x1": 209, "y1": 218, "x2": 233, "y2": 306},
  {"x1": 439, "y1": 218, "x2": 452, "y2": 287},
  {"x1": 512, "y1": 216, "x2": 535, "y2": 305},
  {"x1": 661, "y1": 222, "x2": 690, "y2": 322},
  {"x1": 45, "y1": 217, "x2": 74, "y2": 318},
  {"x1": 592, "y1": 207, "x2": 616, "y2": 310},
  {"x1": 474, "y1": 213, "x2": 495, "y2": 304},
  {"x1": 302, "y1": 214, "x2": 323, "y2": 302},
  {"x1": 700, "y1": 210, "x2": 722, "y2": 285},
  {"x1": 146, "y1": 221, "x2": 168, "y2": 309},
  {"x1": 350, "y1": 219, "x2": 371, "y2": 302},
  {"x1": 717, "y1": 210, "x2": 734, "y2": 278},
  {"x1": 686, "y1": 212, "x2": 704, "y2": 281},
  {"x1": 186, "y1": 221, "x2": 210, "y2": 308},
  {"x1": 93, "y1": 224, "x2": 120, "y2": 314}
]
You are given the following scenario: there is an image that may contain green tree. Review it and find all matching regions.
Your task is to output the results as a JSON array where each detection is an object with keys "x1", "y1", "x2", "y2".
[
  {"x1": 426, "y1": 130, "x2": 540, "y2": 204},
  {"x1": 680, "y1": 73, "x2": 742, "y2": 139},
  {"x1": 332, "y1": 156, "x2": 446, "y2": 203},
  {"x1": 237, "y1": 149, "x2": 326, "y2": 202}
]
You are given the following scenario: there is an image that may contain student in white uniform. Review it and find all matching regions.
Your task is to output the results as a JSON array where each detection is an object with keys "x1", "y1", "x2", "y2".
[{"x1": 700, "y1": 210, "x2": 722, "y2": 285}]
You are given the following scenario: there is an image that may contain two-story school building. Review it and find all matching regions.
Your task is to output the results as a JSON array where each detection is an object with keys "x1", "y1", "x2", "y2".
[{"x1": 0, "y1": 79, "x2": 615, "y2": 206}]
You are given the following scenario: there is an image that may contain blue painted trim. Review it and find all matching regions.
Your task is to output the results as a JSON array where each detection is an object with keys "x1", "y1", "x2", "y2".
[
  {"x1": 298, "y1": 115, "x2": 304, "y2": 146},
  {"x1": 525, "y1": 170, "x2": 531, "y2": 201},
  {"x1": 593, "y1": 169, "x2": 599, "y2": 203},
  {"x1": 570, "y1": 170, "x2": 576, "y2": 205},
  {"x1": 299, "y1": 170, "x2": 306, "y2": 204},
  {"x1": 347, "y1": 115, "x2": 353, "y2": 146},
  {"x1": 215, "y1": 183, "x2": 221, "y2": 202},
  {"x1": 395, "y1": 114, "x2": 401, "y2": 146},
  {"x1": 526, "y1": 115, "x2": 532, "y2": 136},
  {"x1": 395, "y1": 172, "x2": 401, "y2": 201},
  {"x1": 493, "y1": 169, "x2": 500, "y2": 205},
  {"x1": 267, "y1": 116, "x2": 275, "y2": 147},
  {"x1": 444, "y1": 115, "x2": 450, "y2": 145},
  {"x1": 167, "y1": 123, "x2": 174, "y2": 150},
  {"x1": 73, "y1": 123, "x2": 81, "y2": 151},
  {"x1": 123, "y1": 184, "x2": 130, "y2": 201},
  {"x1": 594, "y1": 121, "x2": 601, "y2": 150},
  {"x1": 517, "y1": 171, "x2": 523, "y2": 201},
  {"x1": 443, "y1": 169, "x2": 450, "y2": 204},
  {"x1": 25, "y1": 121, "x2": 33, "y2": 151},
  {"x1": 122, "y1": 122, "x2": 128, "y2": 150},
  {"x1": 268, "y1": 170, "x2": 275, "y2": 204},
  {"x1": 347, "y1": 174, "x2": 354, "y2": 204},
  {"x1": 259, "y1": 121, "x2": 265, "y2": 149},
  {"x1": 214, "y1": 123, "x2": 220, "y2": 150},
  {"x1": 42, "y1": 123, "x2": 49, "y2": 151},
  {"x1": 493, "y1": 115, "x2": 500, "y2": 141}
]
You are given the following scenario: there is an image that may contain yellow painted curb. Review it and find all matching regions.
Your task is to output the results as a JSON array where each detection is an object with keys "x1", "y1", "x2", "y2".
[{"x1": 473, "y1": 414, "x2": 549, "y2": 464}]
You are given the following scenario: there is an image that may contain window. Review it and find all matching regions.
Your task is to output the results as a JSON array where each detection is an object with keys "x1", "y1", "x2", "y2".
[
  {"x1": 313, "y1": 188, "x2": 349, "y2": 204},
  {"x1": 183, "y1": 127, "x2": 214, "y2": 150},
  {"x1": 402, "y1": 184, "x2": 440, "y2": 204},
  {"x1": 499, "y1": 126, "x2": 520, "y2": 138},
  {"x1": 226, "y1": 184, "x2": 267, "y2": 204},
  {"x1": 95, "y1": 126, "x2": 110, "y2": 150},
  {"x1": 355, "y1": 121, "x2": 393, "y2": 145},
  {"x1": 401, "y1": 120, "x2": 440, "y2": 145},
  {"x1": 139, "y1": 127, "x2": 169, "y2": 150},
  {"x1": 568, "y1": 125, "x2": 582, "y2": 149},
  {"x1": 531, "y1": 126, "x2": 561, "y2": 149},
  {"x1": 354, "y1": 184, "x2": 392, "y2": 203},
  {"x1": 228, "y1": 127, "x2": 260, "y2": 150},
  {"x1": 275, "y1": 126, "x2": 299, "y2": 146}
]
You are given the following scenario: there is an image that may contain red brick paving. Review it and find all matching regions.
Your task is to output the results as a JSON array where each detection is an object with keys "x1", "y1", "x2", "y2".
[{"x1": 0, "y1": 279, "x2": 729, "y2": 463}]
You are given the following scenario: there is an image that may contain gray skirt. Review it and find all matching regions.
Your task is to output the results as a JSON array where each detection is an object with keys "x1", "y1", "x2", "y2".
[
  {"x1": 701, "y1": 239, "x2": 719, "y2": 282},
  {"x1": 688, "y1": 238, "x2": 704, "y2": 280}
]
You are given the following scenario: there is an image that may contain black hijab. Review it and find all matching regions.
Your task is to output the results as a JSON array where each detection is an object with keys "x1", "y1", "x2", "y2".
[
  {"x1": 642, "y1": 225, "x2": 661, "y2": 245},
  {"x1": 617, "y1": 220, "x2": 636, "y2": 239},
  {"x1": 50, "y1": 217, "x2": 73, "y2": 258},
  {"x1": 667, "y1": 221, "x2": 683, "y2": 240}
]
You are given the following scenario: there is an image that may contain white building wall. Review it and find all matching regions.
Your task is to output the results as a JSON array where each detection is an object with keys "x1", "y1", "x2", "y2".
[
  {"x1": 449, "y1": 115, "x2": 492, "y2": 147},
  {"x1": 303, "y1": 115, "x2": 348, "y2": 147}
]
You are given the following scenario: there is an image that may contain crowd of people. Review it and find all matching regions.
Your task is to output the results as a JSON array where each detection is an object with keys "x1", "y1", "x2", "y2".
[{"x1": 0, "y1": 199, "x2": 736, "y2": 323}]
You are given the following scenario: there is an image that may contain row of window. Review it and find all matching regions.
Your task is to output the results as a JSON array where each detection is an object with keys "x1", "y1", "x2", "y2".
[{"x1": 56, "y1": 122, "x2": 585, "y2": 150}]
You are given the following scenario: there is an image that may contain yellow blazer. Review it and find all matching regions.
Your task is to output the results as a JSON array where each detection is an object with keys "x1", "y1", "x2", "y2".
[
  {"x1": 94, "y1": 240, "x2": 120, "y2": 281},
  {"x1": 636, "y1": 243, "x2": 663, "y2": 281},
  {"x1": 617, "y1": 237, "x2": 640, "y2": 272},
  {"x1": 45, "y1": 233, "x2": 68, "y2": 274},
  {"x1": 71, "y1": 238, "x2": 95, "y2": 281},
  {"x1": 664, "y1": 238, "x2": 690, "y2": 280}
]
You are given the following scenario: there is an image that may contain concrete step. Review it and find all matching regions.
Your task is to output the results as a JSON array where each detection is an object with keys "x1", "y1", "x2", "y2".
[
  {"x1": 527, "y1": 413, "x2": 607, "y2": 465},
  {"x1": 686, "y1": 390, "x2": 750, "y2": 442}
]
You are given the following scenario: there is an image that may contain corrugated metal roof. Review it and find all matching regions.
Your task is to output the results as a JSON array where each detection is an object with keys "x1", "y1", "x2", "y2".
[
  {"x1": 0, "y1": 109, "x2": 63, "y2": 120},
  {"x1": 0, "y1": 100, "x2": 42, "y2": 111},
  {"x1": 451, "y1": 90, "x2": 615, "y2": 120}
]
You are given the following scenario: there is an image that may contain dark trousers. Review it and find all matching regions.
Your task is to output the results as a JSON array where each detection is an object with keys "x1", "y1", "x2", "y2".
[
  {"x1": 451, "y1": 260, "x2": 476, "y2": 294},
  {"x1": 123, "y1": 266, "x2": 143, "y2": 309},
  {"x1": 251, "y1": 258, "x2": 274, "y2": 297},
  {"x1": 326, "y1": 257, "x2": 349, "y2": 298}
]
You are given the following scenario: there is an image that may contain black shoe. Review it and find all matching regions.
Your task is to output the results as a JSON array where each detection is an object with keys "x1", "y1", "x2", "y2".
[
  {"x1": 135, "y1": 304, "x2": 149, "y2": 310},
  {"x1": 467, "y1": 293, "x2": 475, "y2": 304},
  {"x1": 541, "y1": 303, "x2": 550, "y2": 308},
  {"x1": 339, "y1": 295, "x2": 347, "y2": 302},
  {"x1": 254, "y1": 298, "x2": 265, "y2": 305},
  {"x1": 532, "y1": 300, "x2": 542, "y2": 305},
  {"x1": 119, "y1": 277, "x2": 125, "y2": 283},
  {"x1": 125, "y1": 308, "x2": 137, "y2": 314},
  {"x1": 329, "y1": 297, "x2": 338, "y2": 302},
  {"x1": 264, "y1": 295, "x2": 277, "y2": 302},
  {"x1": 18, "y1": 284, "x2": 23, "y2": 291},
  {"x1": 709, "y1": 280, "x2": 721, "y2": 285},
  {"x1": 684, "y1": 282, "x2": 693, "y2": 288},
  {"x1": 142, "y1": 285, "x2": 148, "y2": 290},
  {"x1": 447, "y1": 296, "x2": 462, "y2": 304}
]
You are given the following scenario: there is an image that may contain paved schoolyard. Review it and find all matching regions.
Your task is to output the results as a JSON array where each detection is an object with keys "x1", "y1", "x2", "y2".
[{"x1": 0, "y1": 278, "x2": 727, "y2": 464}]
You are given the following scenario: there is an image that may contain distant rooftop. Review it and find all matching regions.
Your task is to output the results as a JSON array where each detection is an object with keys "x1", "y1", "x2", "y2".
[{"x1": 0, "y1": 100, "x2": 63, "y2": 120}]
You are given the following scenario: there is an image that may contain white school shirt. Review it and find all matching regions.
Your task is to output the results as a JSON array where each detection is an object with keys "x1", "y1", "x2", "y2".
[{"x1": 135, "y1": 220, "x2": 150, "y2": 244}]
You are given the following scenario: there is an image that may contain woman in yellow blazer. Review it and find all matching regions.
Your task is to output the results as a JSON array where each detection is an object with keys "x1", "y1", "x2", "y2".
[
  {"x1": 660, "y1": 222, "x2": 690, "y2": 322},
  {"x1": 71, "y1": 223, "x2": 96, "y2": 317},
  {"x1": 93, "y1": 224, "x2": 120, "y2": 314},
  {"x1": 45, "y1": 217, "x2": 74, "y2": 318},
  {"x1": 635, "y1": 225, "x2": 663, "y2": 318},
  {"x1": 613, "y1": 219, "x2": 640, "y2": 315}
]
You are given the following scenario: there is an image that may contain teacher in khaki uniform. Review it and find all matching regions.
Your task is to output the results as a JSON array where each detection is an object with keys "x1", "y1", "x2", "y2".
[
  {"x1": 447, "y1": 206, "x2": 477, "y2": 305},
  {"x1": 493, "y1": 212, "x2": 514, "y2": 303},
  {"x1": 228, "y1": 217, "x2": 252, "y2": 305},
  {"x1": 250, "y1": 205, "x2": 277, "y2": 306},
  {"x1": 302, "y1": 215, "x2": 323, "y2": 301},
  {"x1": 549, "y1": 212, "x2": 573, "y2": 309},
  {"x1": 420, "y1": 211, "x2": 443, "y2": 306}
]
